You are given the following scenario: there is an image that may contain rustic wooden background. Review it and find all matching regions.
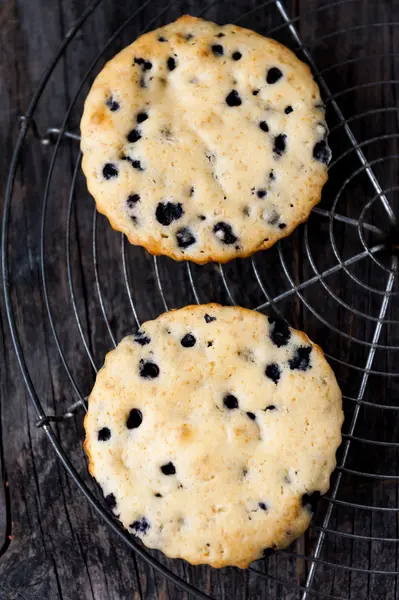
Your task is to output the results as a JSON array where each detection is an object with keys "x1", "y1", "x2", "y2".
[{"x1": 1, "y1": 0, "x2": 399, "y2": 598}]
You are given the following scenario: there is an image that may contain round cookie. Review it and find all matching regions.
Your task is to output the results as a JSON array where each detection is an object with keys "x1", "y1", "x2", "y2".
[
  {"x1": 80, "y1": 16, "x2": 330, "y2": 264},
  {"x1": 84, "y1": 305, "x2": 343, "y2": 568}
]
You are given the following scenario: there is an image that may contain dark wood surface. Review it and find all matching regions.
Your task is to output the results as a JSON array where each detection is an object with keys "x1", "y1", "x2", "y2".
[{"x1": 1, "y1": 0, "x2": 399, "y2": 598}]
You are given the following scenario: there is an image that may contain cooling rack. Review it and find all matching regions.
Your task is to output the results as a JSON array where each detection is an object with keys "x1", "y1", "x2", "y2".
[{"x1": 2, "y1": 0, "x2": 399, "y2": 598}]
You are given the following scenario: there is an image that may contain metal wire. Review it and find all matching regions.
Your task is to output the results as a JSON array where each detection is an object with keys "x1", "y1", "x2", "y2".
[{"x1": 3, "y1": 0, "x2": 399, "y2": 598}]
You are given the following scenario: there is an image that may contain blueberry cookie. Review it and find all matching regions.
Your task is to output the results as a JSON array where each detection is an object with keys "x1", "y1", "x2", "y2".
[
  {"x1": 80, "y1": 16, "x2": 330, "y2": 264},
  {"x1": 84, "y1": 304, "x2": 343, "y2": 568}
]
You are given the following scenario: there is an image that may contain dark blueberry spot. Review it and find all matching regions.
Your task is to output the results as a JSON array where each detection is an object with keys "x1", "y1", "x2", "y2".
[
  {"x1": 211, "y1": 44, "x2": 224, "y2": 56},
  {"x1": 313, "y1": 140, "x2": 331, "y2": 165},
  {"x1": 185, "y1": 33, "x2": 194, "y2": 40},
  {"x1": 232, "y1": 51, "x2": 242, "y2": 61},
  {"x1": 98, "y1": 427, "x2": 111, "y2": 441},
  {"x1": 207, "y1": 341, "x2": 213, "y2": 347},
  {"x1": 126, "y1": 408, "x2": 143, "y2": 429},
  {"x1": 268, "y1": 316, "x2": 291, "y2": 347},
  {"x1": 167, "y1": 57, "x2": 176, "y2": 71},
  {"x1": 127, "y1": 194, "x2": 140, "y2": 209},
  {"x1": 263, "y1": 547, "x2": 275, "y2": 557},
  {"x1": 134, "y1": 57, "x2": 144, "y2": 65},
  {"x1": 285, "y1": 105, "x2": 293, "y2": 114},
  {"x1": 127, "y1": 128, "x2": 141, "y2": 143},
  {"x1": 258, "y1": 502, "x2": 268, "y2": 511},
  {"x1": 189, "y1": 186, "x2": 195, "y2": 197},
  {"x1": 217, "y1": 32, "x2": 225, "y2": 38},
  {"x1": 130, "y1": 517, "x2": 150, "y2": 535},
  {"x1": 242, "y1": 467, "x2": 248, "y2": 477},
  {"x1": 139, "y1": 359, "x2": 160, "y2": 379},
  {"x1": 103, "y1": 163, "x2": 118, "y2": 180},
  {"x1": 302, "y1": 491, "x2": 321, "y2": 513},
  {"x1": 223, "y1": 394, "x2": 239, "y2": 410},
  {"x1": 256, "y1": 189, "x2": 267, "y2": 199},
  {"x1": 122, "y1": 156, "x2": 144, "y2": 171},
  {"x1": 198, "y1": 215, "x2": 206, "y2": 221},
  {"x1": 278, "y1": 223, "x2": 287, "y2": 229},
  {"x1": 204, "y1": 314, "x2": 216, "y2": 323},
  {"x1": 273, "y1": 134, "x2": 287, "y2": 156},
  {"x1": 252, "y1": 89, "x2": 259, "y2": 96},
  {"x1": 137, "y1": 111, "x2": 148, "y2": 123},
  {"x1": 269, "y1": 170, "x2": 275, "y2": 180},
  {"x1": 289, "y1": 346, "x2": 312, "y2": 371},
  {"x1": 106, "y1": 96, "x2": 120, "y2": 111},
  {"x1": 154, "y1": 492, "x2": 163, "y2": 497},
  {"x1": 265, "y1": 363, "x2": 281, "y2": 384},
  {"x1": 134, "y1": 330, "x2": 150, "y2": 345},
  {"x1": 181, "y1": 333, "x2": 196, "y2": 348},
  {"x1": 161, "y1": 462, "x2": 176, "y2": 475},
  {"x1": 247, "y1": 412, "x2": 256, "y2": 421},
  {"x1": 259, "y1": 121, "x2": 269, "y2": 133},
  {"x1": 176, "y1": 227, "x2": 196, "y2": 248},
  {"x1": 266, "y1": 67, "x2": 283, "y2": 84},
  {"x1": 226, "y1": 89, "x2": 242, "y2": 107},
  {"x1": 264, "y1": 405, "x2": 277, "y2": 411},
  {"x1": 158, "y1": 36, "x2": 167, "y2": 42},
  {"x1": 213, "y1": 222, "x2": 238, "y2": 245},
  {"x1": 144, "y1": 61, "x2": 152, "y2": 70},
  {"x1": 105, "y1": 493, "x2": 116, "y2": 510},
  {"x1": 156, "y1": 202, "x2": 184, "y2": 226}
]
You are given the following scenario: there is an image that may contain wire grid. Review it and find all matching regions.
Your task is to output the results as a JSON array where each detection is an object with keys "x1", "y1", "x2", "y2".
[{"x1": 3, "y1": 0, "x2": 399, "y2": 598}]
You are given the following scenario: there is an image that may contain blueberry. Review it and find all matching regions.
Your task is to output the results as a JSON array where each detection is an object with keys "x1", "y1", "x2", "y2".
[
  {"x1": 167, "y1": 57, "x2": 176, "y2": 71},
  {"x1": 213, "y1": 222, "x2": 238, "y2": 245},
  {"x1": 207, "y1": 341, "x2": 213, "y2": 347},
  {"x1": 102, "y1": 163, "x2": 118, "y2": 180},
  {"x1": 198, "y1": 215, "x2": 206, "y2": 221},
  {"x1": 216, "y1": 32, "x2": 225, "y2": 38},
  {"x1": 127, "y1": 194, "x2": 140, "y2": 209},
  {"x1": 265, "y1": 363, "x2": 281, "y2": 384},
  {"x1": 105, "y1": 493, "x2": 116, "y2": 510},
  {"x1": 223, "y1": 394, "x2": 239, "y2": 410},
  {"x1": 285, "y1": 105, "x2": 293, "y2": 114},
  {"x1": 134, "y1": 57, "x2": 145, "y2": 65},
  {"x1": 264, "y1": 405, "x2": 277, "y2": 411},
  {"x1": 161, "y1": 462, "x2": 176, "y2": 475},
  {"x1": 211, "y1": 44, "x2": 224, "y2": 56},
  {"x1": 232, "y1": 51, "x2": 242, "y2": 60},
  {"x1": 139, "y1": 359, "x2": 160, "y2": 379},
  {"x1": 313, "y1": 140, "x2": 331, "y2": 165},
  {"x1": 252, "y1": 89, "x2": 260, "y2": 96},
  {"x1": 143, "y1": 61, "x2": 152, "y2": 70},
  {"x1": 122, "y1": 155, "x2": 144, "y2": 171},
  {"x1": 259, "y1": 121, "x2": 269, "y2": 132},
  {"x1": 134, "y1": 330, "x2": 150, "y2": 346},
  {"x1": 258, "y1": 502, "x2": 268, "y2": 511},
  {"x1": 256, "y1": 189, "x2": 267, "y2": 199},
  {"x1": 130, "y1": 517, "x2": 150, "y2": 535},
  {"x1": 289, "y1": 346, "x2": 312, "y2": 371},
  {"x1": 156, "y1": 202, "x2": 184, "y2": 226},
  {"x1": 268, "y1": 316, "x2": 291, "y2": 347},
  {"x1": 98, "y1": 427, "x2": 111, "y2": 441},
  {"x1": 158, "y1": 36, "x2": 167, "y2": 42},
  {"x1": 226, "y1": 90, "x2": 242, "y2": 107},
  {"x1": 247, "y1": 412, "x2": 256, "y2": 421},
  {"x1": 126, "y1": 408, "x2": 143, "y2": 429},
  {"x1": 176, "y1": 227, "x2": 196, "y2": 248},
  {"x1": 189, "y1": 186, "x2": 195, "y2": 197},
  {"x1": 269, "y1": 170, "x2": 275, "y2": 180},
  {"x1": 204, "y1": 314, "x2": 216, "y2": 323},
  {"x1": 181, "y1": 333, "x2": 196, "y2": 348},
  {"x1": 266, "y1": 67, "x2": 283, "y2": 84},
  {"x1": 278, "y1": 223, "x2": 287, "y2": 229},
  {"x1": 154, "y1": 492, "x2": 163, "y2": 497},
  {"x1": 301, "y1": 491, "x2": 321, "y2": 513},
  {"x1": 106, "y1": 96, "x2": 120, "y2": 111},
  {"x1": 137, "y1": 111, "x2": 148, "y2": 123},
  {"x1": 273, "y1": 134, "x2": 287, "y2": 156},
  {"x1": 127, "y1": 128, "x2": 141, "y2": 143}
]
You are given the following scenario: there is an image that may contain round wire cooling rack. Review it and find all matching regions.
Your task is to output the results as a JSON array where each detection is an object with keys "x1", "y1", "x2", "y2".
[{"x1": 3, "y1": 0, "x2": 399, "y2": 598}]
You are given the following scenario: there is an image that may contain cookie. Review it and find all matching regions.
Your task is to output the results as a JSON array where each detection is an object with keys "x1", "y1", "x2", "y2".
[
  {"x1": 84, "y1": 305, "x2": 343, "y2": 568},
  {"x1": 80, "y1": 16, "x2": 330, "y2": 264}
]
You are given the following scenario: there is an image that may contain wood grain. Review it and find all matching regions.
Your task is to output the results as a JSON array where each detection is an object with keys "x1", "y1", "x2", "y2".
[{"x1": 0, "y1": 0, "x2": 398, "y2": 598}]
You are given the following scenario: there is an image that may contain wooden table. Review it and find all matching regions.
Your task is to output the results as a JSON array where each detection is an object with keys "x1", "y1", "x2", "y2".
[{"x1": 1, "y1": 1, "x2": 398, "y2": 598}]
